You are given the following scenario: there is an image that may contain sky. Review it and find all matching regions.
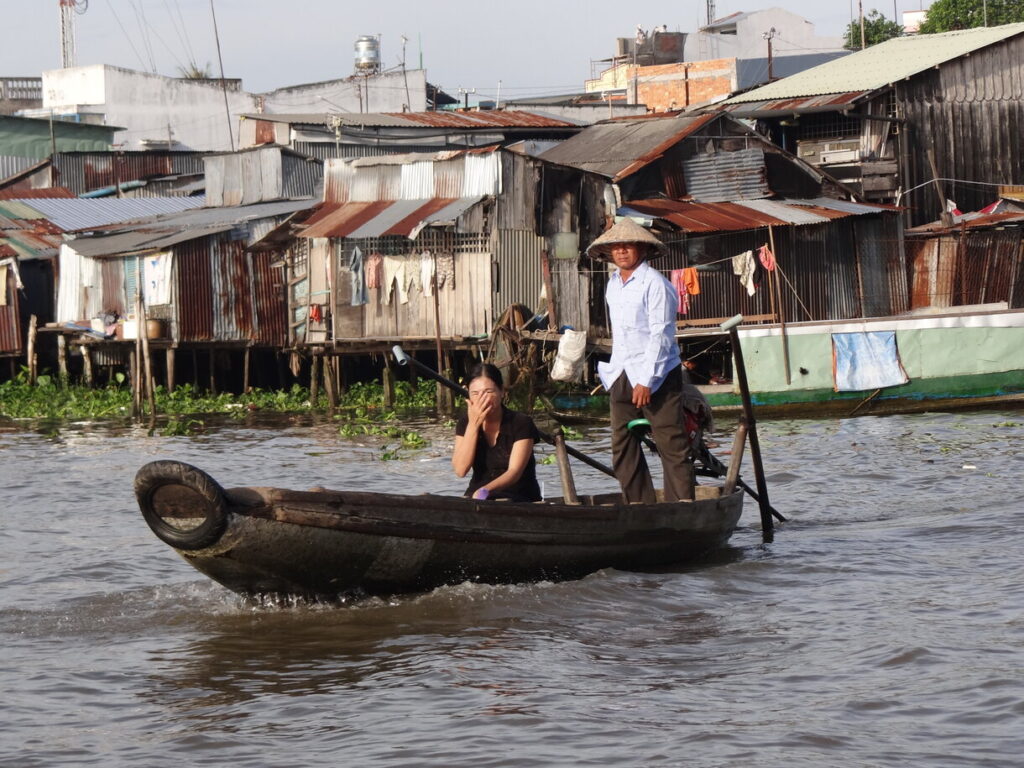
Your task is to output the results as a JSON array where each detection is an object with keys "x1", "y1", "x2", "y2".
[{"x1": 4, "y1": 0, "x2": 931, "y2": 101}]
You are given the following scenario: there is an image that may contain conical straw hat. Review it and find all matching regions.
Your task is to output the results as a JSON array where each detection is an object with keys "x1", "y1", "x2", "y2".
[{"x1": 586, "y1": 217, "x2": 666, "y2": 260}]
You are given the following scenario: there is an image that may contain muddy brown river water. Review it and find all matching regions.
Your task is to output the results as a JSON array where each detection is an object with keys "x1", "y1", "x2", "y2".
[{"x1": 1, "y1": 408, "x2": 1022, "y2": 767}]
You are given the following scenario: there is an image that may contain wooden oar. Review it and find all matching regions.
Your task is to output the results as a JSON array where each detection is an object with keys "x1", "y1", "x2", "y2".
[
  {"x1": 391, "y1": 345, "x2": 617, "y2": 479},
  {"x1": 720, "y1": 314, "x2": 776, "y2": 543},
  {"x1": 629, "y1": 417, "x2": 786, "y2": 523}
]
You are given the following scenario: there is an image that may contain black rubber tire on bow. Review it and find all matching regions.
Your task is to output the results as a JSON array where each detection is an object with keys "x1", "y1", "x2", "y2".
[{"x1": 134, "y1": 460, "x2": 228, "y2": 551}]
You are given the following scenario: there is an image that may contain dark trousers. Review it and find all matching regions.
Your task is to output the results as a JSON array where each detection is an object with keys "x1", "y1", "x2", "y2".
[{"x1": 610, "y1": 366, "x2": 694, "y2": 503}]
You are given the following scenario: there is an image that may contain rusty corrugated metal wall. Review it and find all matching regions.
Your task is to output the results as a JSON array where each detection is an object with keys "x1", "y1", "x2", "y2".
[
  {"x1": 251, "y1": 250, "x2": 287, "y2": 346},
  {"x1": 906, "y1": 227, "x2": 1024, "y2": 309},
  {"x1": 211, "y1": 237, "x2": 254, "y2": 341},
  {"x1": 52, "y1": 152, "x2": 206, "y2": 196},
  {"x1": 175, "y1": 239, "x2": 214, "y2": 341},
  {"x1": 100, "y1": 259, "x2": 126, "y2": 317}
]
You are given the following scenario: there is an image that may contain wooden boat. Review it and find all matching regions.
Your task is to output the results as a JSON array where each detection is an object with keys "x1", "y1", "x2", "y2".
[{"x1": 135, "y1": 460, "x2": 744, "y2": 599}]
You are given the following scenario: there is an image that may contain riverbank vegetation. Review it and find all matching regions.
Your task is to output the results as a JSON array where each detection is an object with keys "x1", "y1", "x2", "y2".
[{"x1": 0, "y1": 371, "x2": 435, "y2": 421}]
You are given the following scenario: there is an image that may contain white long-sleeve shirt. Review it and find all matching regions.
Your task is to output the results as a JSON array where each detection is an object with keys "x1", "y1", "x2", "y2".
[{"x1": 597, "y1": 260, "x2": 681, "y2": 393}]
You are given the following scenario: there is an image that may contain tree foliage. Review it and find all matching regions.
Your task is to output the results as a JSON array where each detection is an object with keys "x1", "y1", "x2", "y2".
[
  {"x1": 177, "y1": 61, "x2": 213, "y2": 79},
  {"x1": 843, "y1": 9, "x2": 903, "y2": 50},
  {"x1": 919, "y1": 0, "x2": 1024, "y2": 33}
]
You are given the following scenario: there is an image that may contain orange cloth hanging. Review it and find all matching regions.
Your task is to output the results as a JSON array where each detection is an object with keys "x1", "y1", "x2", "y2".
[{"x1": 682, "y1": 267, "x2": 700, "y2": 295}]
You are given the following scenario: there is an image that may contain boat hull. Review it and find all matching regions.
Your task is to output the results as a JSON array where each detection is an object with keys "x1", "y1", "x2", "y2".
[{"x1": 136, "y1": 461, "x2": 743, "y2": 599}]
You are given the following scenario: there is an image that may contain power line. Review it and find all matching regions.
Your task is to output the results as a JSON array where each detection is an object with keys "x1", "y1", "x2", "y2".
[{"x1": 104, "y1": 0, "x2": 149, "y2": 72}]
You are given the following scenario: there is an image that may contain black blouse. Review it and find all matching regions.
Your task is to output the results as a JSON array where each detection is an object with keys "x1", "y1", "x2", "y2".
[{"x1": 455, "y1": 407, "x2": 542, "y2": 502}]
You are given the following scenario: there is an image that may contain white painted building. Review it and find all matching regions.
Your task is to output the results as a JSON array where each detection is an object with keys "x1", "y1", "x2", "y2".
[
  {"x1": 694, "y1": 8, "x2": 844, "y2": 61},
  {"x1": 31, "y1": 65, "x2": 428, "y2": 152}
]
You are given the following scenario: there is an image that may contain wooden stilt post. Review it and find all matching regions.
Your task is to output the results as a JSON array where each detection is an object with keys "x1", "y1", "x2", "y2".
[
  {"x1": 26, "y1": 314, "x2": 37, "y2": 385},
  {"x1": 82, "y1": 345, "x2": 94, "y2": 387},
  {"x1": 336, "y1": 354, "x2": 345, "y2": 396},
  {"x1": 166, "y1": 348, "x2": 176, "y2": 393},
  {"x1": 323, "y1": 354, "x2": 338, "y2": 410},
  {"x1": 192, "y1": 349, "x2": 199, "y2": 389},
  {"x1": 382, "y1": 355, "x2": 395, "y2": 407},
  {"x1": 57, "y1": 333, "x2": 69, "y2": 385},
  {"x1": 130, "y1": 346, "x2": 140, "y2": 418},
  {"x1": 243, "y1": 346, "x2": 251, "y2": 393},
  {"x1": 310, "y1": 354, "x2": 321, "y2": 407},
  {"x1": 209, "y1": 350, "x2": 217, "y2": 395}
]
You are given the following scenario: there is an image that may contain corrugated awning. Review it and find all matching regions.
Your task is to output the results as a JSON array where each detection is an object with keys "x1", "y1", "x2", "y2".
[
  {"x1": 621, "y1": 197, "x2": 894, "y2": 233},
  {"x1": 298, "y1": 196, "x2": 484, "y2": 239}
]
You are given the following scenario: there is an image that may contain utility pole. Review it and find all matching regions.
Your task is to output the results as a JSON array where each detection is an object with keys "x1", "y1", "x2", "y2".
[
  {"x1": 859, "y1": 0, "x2": 866, "y2": 49},
  {"x1": 763, "y1": 27, "x2": 777, "y2": 81}
]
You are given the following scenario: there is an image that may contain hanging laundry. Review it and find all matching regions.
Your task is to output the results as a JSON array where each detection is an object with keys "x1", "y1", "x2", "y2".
[
  {"x1": 682, "y1": 266, "x2": 700, "y2": 295},
  {"x1": 420, "y1": 251, "x2": 435, "y2": 297},
  {"x1": 365, "y1": 252, "x2": 383, "y2": 289},
  {"x1": 143, "y1": 252, "x2": 173, "y2": 305},
  {"x1": 382, "y1": 255, "x2": 409, "y2": 305},
  {"x1": 435, "y1": 253, "x2": 455, "y2": 290},
  {"x1": 348, "y1": 246, "x2": 369, "y2": 306},
  {"x1": 757, "y1": 244, "x2": 776, "y2": 271},
  {"x1": 669, "y1": 270, "x2": 689, "y2": 315},
  {"x1": 309, "y1": 303, "x2": 323, "y2": 323},
  {"x1": 732, "y1": 250, "x2": 757, "y2": 296},
  {"x1": 0, "y1": 264, "x2": 7, "y2": 306}
]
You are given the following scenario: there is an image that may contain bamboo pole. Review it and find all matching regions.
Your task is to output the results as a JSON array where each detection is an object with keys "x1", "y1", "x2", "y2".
[
  {"x1": 243, "y1": 346, "x2": 251, "y2": 393},
  {"x1": 768, "y1": 226, "x2": 790, "y2": 385},
  {"x1": 138, "y1": 297, "x2": 156, "y2": 419}
]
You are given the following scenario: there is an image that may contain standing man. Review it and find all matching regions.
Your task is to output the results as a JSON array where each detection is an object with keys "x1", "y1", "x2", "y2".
[{"x1": 588, "y1": 218, "x2": 694, "y2": 503}]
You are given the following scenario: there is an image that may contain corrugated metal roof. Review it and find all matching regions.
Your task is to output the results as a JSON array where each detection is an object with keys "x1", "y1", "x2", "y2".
[
  {"x1": 297, "y1": 196, "x2": 484, "y2": 239},
  {"x1": 243, "y1": 110, "x2": 577, "y2": 129},
  {"x1": 734, "y1": 199, "x2": 831, "y2": 226},
  {"x1": 721, "y1": 91, "x2": 869, "y2": 118},
  {"x1": 65, "y1": 199, "x2": 317, "y2": 257},
  {"x1": 538, "y1": 113, "x2": 721, "y2": 180},
  {"x1": 6, "y1": 197, "x2": 206, "y2": 232},
  {"x1": 0, "y1": 187, "x2": 75, "y2": 200},
  {"x1": 728, "y1": 22, "x2": 1024, "y2": 104},
  {"x1": 621, "y1": 196, "x2": 890, "y2": 233}
]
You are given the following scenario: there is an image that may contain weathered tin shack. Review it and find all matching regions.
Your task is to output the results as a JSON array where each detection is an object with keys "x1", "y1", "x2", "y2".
[
  {"x1": 540, "y1": 111, "x2": 905, "y2": 352},
  {"x1": 0, "y1": 195, "x2": 207, "y2": 376},
  {"x1": 281, "y1": 146, "x2": 612, "y2": 360},
  {"x1": 904, "y1": 202, "x2": 1024, "y2": 311},
  {"x1": 47, "y1": 147, "x2": 322, "y2": 388},
  {"x1": 720, "y1": 23, "x2": 1024, "y2": 225}
]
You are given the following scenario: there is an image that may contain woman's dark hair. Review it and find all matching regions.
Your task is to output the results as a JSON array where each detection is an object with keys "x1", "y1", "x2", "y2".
[{"x1": 466, "y1": 362, "x2": 503, "y2": 390}]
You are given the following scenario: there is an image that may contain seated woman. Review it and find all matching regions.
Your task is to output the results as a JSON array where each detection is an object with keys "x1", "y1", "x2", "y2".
[{"x1": 452, "y1": 363, "x2": 542, "y2": 502}]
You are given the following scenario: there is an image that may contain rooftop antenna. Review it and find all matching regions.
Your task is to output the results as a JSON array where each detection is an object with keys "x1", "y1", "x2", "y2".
[
  {"x1": 706, "y1": 0, "x2": 716, "y2": 26},
  {"x1": 59, "y1": 0, "x2": 88, "y2": 69}
]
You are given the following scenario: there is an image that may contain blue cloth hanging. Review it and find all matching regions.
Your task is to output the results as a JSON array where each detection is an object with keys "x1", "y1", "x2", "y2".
[{"x1": 349, "y1": 246, "x2": 368, "y2": 307}]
